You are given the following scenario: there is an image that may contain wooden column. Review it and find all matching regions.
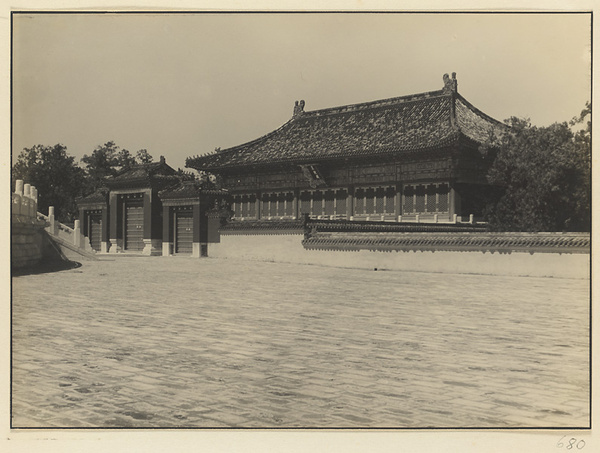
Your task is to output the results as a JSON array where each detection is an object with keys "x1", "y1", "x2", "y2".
[
  {"x1": 347, "y1": 186, "x2": 354, "y2": 218},
  {"x1": 395, "y1": 184, "x2": 402, "y2": 219},
  {"x1": 268, "y1": 192, "x2": 272, "y2": 218},
  {"x1": 293, "y1": 189, "x2": 299, "y2": 219},
  {"x1": 192, "y1": 202, "x2": 202, "y2": 258},
  {"x1": 449, "y1": 182, "x2": 459, "y2": 221},
  {"x1": 100, "y1": 207, "x2": 109, "y2": 252},
  {"x1": 143, "y1": 190, "x2": 152, "y2": 240},
  {"x1": 162, "y1": 205, "x2": 171, "y2": 256},
  {"x1": 256, "y1": 192, "x2": 261, "y2": 219},
  {"x1": 141, "y1": 189, "x2": 159, "y2": 255},
  {"x1": 413, "y1": 185, "x2": 417, "y2": 213},
  {"x1": 319, "y1": 190, "x2": 325, "y2": 215},
  {"x1": 333, "y1": 189, "x2": 337, "y2": 217},
  {"x1": 109, "y1": 192, "x2": 119, "y2": 253}
]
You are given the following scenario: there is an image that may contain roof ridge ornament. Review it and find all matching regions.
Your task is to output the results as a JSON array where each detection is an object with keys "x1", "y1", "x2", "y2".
[
  {"x1": 293, "y1": 100, "x2": 305, "y2": 118},
  {"x1": 442, "y1": 72, "x2": 458, "y2": 93}
]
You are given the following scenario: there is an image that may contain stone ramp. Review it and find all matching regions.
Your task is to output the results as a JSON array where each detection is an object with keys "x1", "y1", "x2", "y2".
[
  {"x1": 46, "y1": 231, "x2": 98, "y2": 261},
  {"x1": 38, "y1": 211, "x2": 98, "y2": 261}
]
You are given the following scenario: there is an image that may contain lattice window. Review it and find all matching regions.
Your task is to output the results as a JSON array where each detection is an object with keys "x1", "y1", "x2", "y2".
[
  {"x1": 365, "y1": 188, "x2": 375, "y2": 214},
  {"x1": 354, "y1": 189, "x2": 364, "y2": 215},
  {"x1": 336, "y1": 189, "x2": 347, "y2": 216},
  {"x1": 234, "y1": 196, "x2": 242, "y2": 217},
  {"x1": 261, "y1": 195, "x2": 269, "y2": 217},
  {"x1": 239, "y1": 195, "x2": 246, "y2": 217},
  {"x1": 375, "y1": 188, "x2": 385, "y2": 214},
  {"x1": 300, "y1": 192, "x2": 311, "y2": 214},
  {"x1": 324, "y1": 190, "x2": 335, "y2": 215},
  {"x1": 415, "y1": 186, "x2": 425, "y2": 213},
  {"x1": 403, "y1": 186, "x2": 414, "y2": 213},
  {"x1": 312, "y1": 191, "x2": 323, "y2": 216},
  {"x1": 269, "y1": 193, "x2": 278, "y2": 216},
  {"x1": 248, "y1": 195, "x2": 256, "y2": 217},
  {"x1": 275, "y1": 193, "x2": 284, "y2": 216},
  {"x1": 426, "y1": 185, "x2": 437, "y2": 212},
  {"x1": 438, "y1": 185, "x2": 449, "y2": 212},
  {"x1": 385, "y1": 187, "x2": 396, "y2": 213},
  {"x1": 285, "y1": 193, "x2": 294, "y2": 216}
]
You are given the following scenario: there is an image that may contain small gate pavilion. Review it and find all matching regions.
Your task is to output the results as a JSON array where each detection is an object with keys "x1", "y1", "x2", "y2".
[{"x1": 77, "y1": 157, "x2": 228, "y2": 256}]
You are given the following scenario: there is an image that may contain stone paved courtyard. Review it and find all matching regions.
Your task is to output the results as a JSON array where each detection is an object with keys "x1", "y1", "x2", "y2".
[{"x1": 11, "y1": 256, "x2": 590, "y2": 428}]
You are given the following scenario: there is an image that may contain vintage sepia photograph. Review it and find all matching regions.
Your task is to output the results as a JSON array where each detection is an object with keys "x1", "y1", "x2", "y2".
[{"x1": 7, "y1": 6, "x2": 592, "y2": 449}]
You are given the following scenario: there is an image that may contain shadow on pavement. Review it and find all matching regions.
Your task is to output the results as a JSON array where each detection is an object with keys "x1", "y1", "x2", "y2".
[{"x1": 12, "y1": 258, "x2": 82, "y2": 277}]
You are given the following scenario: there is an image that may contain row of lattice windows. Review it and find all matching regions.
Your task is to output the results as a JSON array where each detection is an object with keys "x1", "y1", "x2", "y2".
[
  {"x1": 353, "y1": 187, "x2": 396, "y2": 215},
  {"x1": 233, "y1": 185, "x2": 449, "y2": 218},
  {"x1": 232, "y1": 193, "x2": 296, "y2": 218},
  {"x1": 299, "y1": 189, "x2": 348, "y2": 216},
  {"x1": 403, "y1": 184, "x2": 449, "y2": 214},
  {"x1": 232, "y1": 194, "x2": 258, "y2": 218},
  {"x1": 233, "y1": 190, "x2": 350, "y2": 218},
  {"x1": 261, "y1": 192, "x2": 295, "y2": 217}
]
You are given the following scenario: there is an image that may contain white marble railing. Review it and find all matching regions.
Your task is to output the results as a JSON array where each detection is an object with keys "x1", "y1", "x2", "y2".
[
  {"x1": 37, "y1": 208, "x2": 94, "y2": 253},
  {"x1": 12, "y1": 180, "x2": 38, "y2": 222},
  {"x1": 13, "y1": 179, "x2": 95, "y2": 255}
]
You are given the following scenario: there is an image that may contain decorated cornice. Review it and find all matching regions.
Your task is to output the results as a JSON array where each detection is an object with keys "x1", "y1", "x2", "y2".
[{"x1": 302, "y1": 232, "x2": 589, "y2": 255}]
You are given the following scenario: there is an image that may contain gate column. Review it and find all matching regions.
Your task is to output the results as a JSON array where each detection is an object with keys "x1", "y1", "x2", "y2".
[
  {"x1": 101, "y1": 206, "x2": 109, "y2": 253},
  {"x1": 162, "y1": 205, "x2": 172, "y2": 256},
  {"x1": 142, "y1": 189, "x2": 161, "y2": 255},
  {"x1": 109, "y1": 192, "x2": 120, "y2": 253},
  {"x1": 192, "y1": 203, "x2": 202, "y2": 258}
]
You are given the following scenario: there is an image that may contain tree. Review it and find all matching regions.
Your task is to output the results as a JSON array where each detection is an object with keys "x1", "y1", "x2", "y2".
[
  {"x1": 485, "y1": 105, "x2": 590, "y2": 232},
  {"x1": 12, "y1": 144, "x2": 87, "y2": 222},
  {"x1": 136, "y1": 148, "x2": 153, "y2": 164},
  {"x1": 81, "y1": 141, "x2": 121, "y2": 193},
  {"x1": 81, "y1": 142, "x2": 154, "y2": 193},
  {"x1": 117, "y1": 148, "x2": 137, "y2": 169}
]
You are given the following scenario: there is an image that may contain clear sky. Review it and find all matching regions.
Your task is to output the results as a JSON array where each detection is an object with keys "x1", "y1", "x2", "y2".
[{"x1": 12, "y1": 12, "x2": 592, "y2": 171}]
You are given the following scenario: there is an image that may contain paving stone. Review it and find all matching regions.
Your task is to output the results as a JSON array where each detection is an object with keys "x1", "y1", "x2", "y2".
[{"x1": 11, "y1": 257, "x2": 589, "y2": 428}]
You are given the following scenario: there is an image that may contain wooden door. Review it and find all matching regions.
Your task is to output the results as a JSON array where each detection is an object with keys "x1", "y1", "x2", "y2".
[
  {"x1": 175, "y1": 211, "x2": 193, "y2": 254},
  {"x1": 125, "y1": 204, "x2": 144, "y2": 251}
]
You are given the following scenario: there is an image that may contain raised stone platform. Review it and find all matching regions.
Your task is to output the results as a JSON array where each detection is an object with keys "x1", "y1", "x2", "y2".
[{"x1": 11, "y1": 218, "x2": 47, "y2": 269}]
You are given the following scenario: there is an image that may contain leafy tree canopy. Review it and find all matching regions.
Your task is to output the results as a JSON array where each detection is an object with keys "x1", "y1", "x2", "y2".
[
  {"x1": 81, "y1": 141, "x2": 154, "y2": 193},
  {"x1": 485, "y1": 103, "x2": 590, "y2": 232},
  {"x1": 136, "y1": 149, "x2": 153, "y2": 164},
  {"x1": 12, "y1": 144, "x2": 87, "y2": 222}
]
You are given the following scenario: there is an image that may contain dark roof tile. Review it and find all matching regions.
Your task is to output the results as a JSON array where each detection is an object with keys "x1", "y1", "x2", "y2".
[
  {"x1": 455, "y1": 95, "x2": 507, "y2": 145},
  {"x1": 159, "y1": 180, "x2": 228, "y2": 200},
  {"x1": 105, "y1": 160, "x2": 177, "y2": 189},
  {"x1": 76, "y1": 188, "x2": 108, "y2": 205}
]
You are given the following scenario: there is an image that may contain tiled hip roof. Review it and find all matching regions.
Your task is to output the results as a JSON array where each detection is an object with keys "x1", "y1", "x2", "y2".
[
  {"x1": 188, "y1": 93, "x2": 460, "y2": 171},
  {"x1": 187, "y1": 86, "x2": 508, "y2": 172},
  {"x1": 455, "y1": 95, "x2": 507, "y2": 144}
]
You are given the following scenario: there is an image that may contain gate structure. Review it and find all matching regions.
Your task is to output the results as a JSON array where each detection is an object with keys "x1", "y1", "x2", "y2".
[{"x1": 77, "y1": 157, "x2": 229, "y2": 257}]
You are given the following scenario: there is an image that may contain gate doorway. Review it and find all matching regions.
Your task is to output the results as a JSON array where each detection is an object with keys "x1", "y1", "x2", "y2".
[
  {"x1": 174, "y1": 210, "x2": 193, "y2": 254},
  {"x1": 124, "y1": 202, "x2": 144, "y2": 252}
]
